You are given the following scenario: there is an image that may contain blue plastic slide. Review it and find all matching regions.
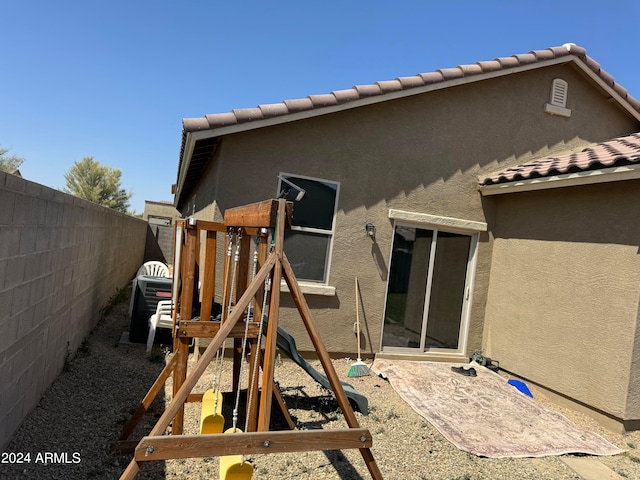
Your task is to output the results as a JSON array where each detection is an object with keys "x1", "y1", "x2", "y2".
[{"x1": 275, "y1": 326, "x2": 369, "y2": 415}]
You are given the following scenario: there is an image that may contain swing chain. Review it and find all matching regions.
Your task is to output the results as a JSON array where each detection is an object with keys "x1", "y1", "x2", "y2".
[
  {"x1": 212, "y1": 227, "x2": 239, "y2": 402},
  {"x1": 246, "y1": 234, "x2": 270, "y2": 434}
]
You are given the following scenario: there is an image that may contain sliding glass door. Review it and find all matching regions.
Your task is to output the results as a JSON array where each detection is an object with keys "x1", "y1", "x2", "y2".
[{"x1": 382, "y1": 224, "x2": 475, "y2": 353}]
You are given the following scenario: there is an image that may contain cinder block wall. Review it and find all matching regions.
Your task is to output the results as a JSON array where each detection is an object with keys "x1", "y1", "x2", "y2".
[{"x1": 0, "y1": 172, "x2": 147, "y2": 451}]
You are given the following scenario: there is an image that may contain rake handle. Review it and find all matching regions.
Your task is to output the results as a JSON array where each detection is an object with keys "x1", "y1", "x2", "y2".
[{"x1": 355, "y1": 276, "x2": 361, "y2": 359}]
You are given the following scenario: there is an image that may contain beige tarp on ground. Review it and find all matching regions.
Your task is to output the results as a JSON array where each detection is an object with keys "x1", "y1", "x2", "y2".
[{"x1": 372, "y1": 358, "x2": 623, "y2": 458}]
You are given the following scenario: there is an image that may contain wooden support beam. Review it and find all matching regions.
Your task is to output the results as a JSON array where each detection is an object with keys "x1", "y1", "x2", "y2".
[
  {"x1": 281, "y1": 252, "x2": 384, "y2": 480},
  {"x1": 199, "y1": 229, "x2": 217, "y2": 321},
  {"x1": 258, "y1": 200, "x2": 287, "y2": 431},
  {"x1": 118, "y1": 354, "x2": 179, "y2": 441},
  {"x1": 186, "y1": 393, "x2": 204, "y2": 403},
  {"x1": 150, "y1": 251, "x2": 278, "y2": 438},
  {"x1": 223, "y1": 199, "x2": 293, "y2": 228},
  {"x1": 119, "y1": 202, "x2": 385, "y2": 480},
  {"x1": 111, "y1": 440, "x2": 140, "y2": 456},
  {"x1": 281, "y1": 253, "x2": 358, "y2": 427},
  {"x1": 246, "y1": 232, "x2": 268, "y2": 433},
  {"x1": 190, "y1": 220, "x2": 226, "y2": 233},
  {"x1": 180, "y1": 226, "x2": 197, "y2": 321},
  {"x1": 171, "y1": 339, "x2": 190, "y2": 436},
  {"x1": 134, "y1": 429, "x2": 372, "y2": 461},
  {"x1": 189, "y1": 219, "x2": 261, "y2": 238},
  {"x1": 175, "y1": 320, "x2": 260, "y2": 339},
  {"x1": 272, "y1": 383, "x2": 297, "y2": 430},
  {"x1": 172, "y1": 225, "x2": 198, "y2": 436}
]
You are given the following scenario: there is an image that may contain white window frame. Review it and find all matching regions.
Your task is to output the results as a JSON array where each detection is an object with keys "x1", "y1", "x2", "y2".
[
  {"x1": 380, "y1": 210, "x2": 485, "y2": 356},
  {"x1": 277, "y1": 172, "x2": 340, "y2": 295}
]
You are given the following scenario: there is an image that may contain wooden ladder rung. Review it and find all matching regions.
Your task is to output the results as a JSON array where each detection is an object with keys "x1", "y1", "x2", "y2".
[{"x1": 134, "y1": 428, "x2": 373, "y2": 461}]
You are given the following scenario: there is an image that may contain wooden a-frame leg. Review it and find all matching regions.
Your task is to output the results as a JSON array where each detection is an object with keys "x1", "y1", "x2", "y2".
[
  {"x1": 258, "y1": 199, "x2": 286, "y2": 432},
  {"x1": 118, "y1": 353, "x2": 179, "y2": 442},
  {"x1": 272, "y1": 382, "x2": 296, "y2": 430},
  {"x1": 281, "y1": 253, "x2": 383, "y2": 480},
  {"x1": 120, "y1": 253, "x2": 279, "y2": 480},
  {"x1": 171, "y1": 337, "x2": 190, "y2": 435}
]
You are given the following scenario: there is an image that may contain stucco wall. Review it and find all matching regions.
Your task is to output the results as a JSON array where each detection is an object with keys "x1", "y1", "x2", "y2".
[
  {"x1": 181, "y1": 62, "x2": 639, "y2": 356},
  {"x1": 483, "y1": 180, "x2": 640, "y2": 421},
  {"x1": 0, "y1": 172, "x2": 147, "y2": 451},
  {"x1": 143, "y1": 200, "x2": 182, "y2": 265},
  {"x1": 142, "y1": 200, "x2": 180, "y2": 221}
]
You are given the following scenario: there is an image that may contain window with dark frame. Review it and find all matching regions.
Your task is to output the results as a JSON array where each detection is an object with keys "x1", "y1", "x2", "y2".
[{"x1": 277, "y1": 173, "x2": 339, "y2": 283}]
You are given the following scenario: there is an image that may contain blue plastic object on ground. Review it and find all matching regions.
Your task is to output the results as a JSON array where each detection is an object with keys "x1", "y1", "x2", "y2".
[{"x1": 508, "y1": 379, "x2": 533, "y2": 397}]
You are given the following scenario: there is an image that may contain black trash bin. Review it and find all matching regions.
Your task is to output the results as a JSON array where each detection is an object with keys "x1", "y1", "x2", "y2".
[{"x1": 129, "y1": 275, "x2": 172, "y2": 343}]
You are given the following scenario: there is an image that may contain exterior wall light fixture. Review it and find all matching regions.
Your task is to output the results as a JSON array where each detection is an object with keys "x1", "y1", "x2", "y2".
[{"x1": 365, "y1": 223, "x2": 376, "y2": 239}]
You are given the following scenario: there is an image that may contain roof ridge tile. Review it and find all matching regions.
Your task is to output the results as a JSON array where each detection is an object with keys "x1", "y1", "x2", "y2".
[
  {"x1": 459, "y1": 64, "x2": 483, "y2": 76},
  {"x1": 376, "y1": 80, "x2": 404, "y2": 93},
  {"x1": 475, "y1": 59, "x2": 502, "y2": 72},
  {"x1": 512, "y1": 53, "x2": 537, "y2": 65},
  {"x1": 308, "y1": 94, "x2": 339, "y2": 107},
  {"x1": 417, "y1": 71, "x2": 444, "y2": 84},
  {"x1": 332, "y1": 89, "x2": 360, "y2": 104},
  {"x1": 530, "y1": 48, "x2": 555, "y2": 61},
  {"x1": 259, "y1": 103, "x2": 289, "y2": 118},
  {"x1": 282, "y1": 98, "x2": 314, "y2": 113},
  {"x1": 496, "y1": 56, "x2": 520, "y2": 68},
  {"x1": 437, "y1": 67, "x2": 464, "y2": 80},
  {"x1": 353, "y1": 84, "x2": 383, "y2": 97}
]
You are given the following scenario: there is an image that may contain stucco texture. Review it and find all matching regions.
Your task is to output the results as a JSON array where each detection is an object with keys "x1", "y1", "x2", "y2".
[
  {"x1": 181, "y1": 62, "x2": 639, "y2": 358},
  {"x1": 484, "y1": 180, "x2": 640, "y2": 421}
]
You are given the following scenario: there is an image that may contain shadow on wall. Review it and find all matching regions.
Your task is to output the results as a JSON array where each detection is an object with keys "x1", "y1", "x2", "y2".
[
  {"x1": 144, "y1": 224, "x2": 167, "y2": 263},
  {"x1": 356, "y1": 279, "x2": 376, "y2": 356},
  {"x1": 370, "y1": 241, "x2": 388, "y2": 282},
  {"x1": 488, "y1": 180, "x2": 640, "y2": 246},
  {"x1": 281, "y1": 292, "x2": 341, "y2": 311},
  {"x1": 188, "y1": 64, "x2": 639, "y2": 218}
]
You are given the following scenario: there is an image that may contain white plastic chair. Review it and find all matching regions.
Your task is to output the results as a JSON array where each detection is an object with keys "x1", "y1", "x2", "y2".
[
  {"x1": 137, "y1": 261, "x2": 170, "y2": 277},
  {"x1": 146, "y1": 300, "x2": 174, "y2": 353}
]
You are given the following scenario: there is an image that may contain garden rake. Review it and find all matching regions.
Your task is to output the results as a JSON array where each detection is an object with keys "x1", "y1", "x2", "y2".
[{"x1": 347, "y1": 276, "x2": 370, "y2": 377}]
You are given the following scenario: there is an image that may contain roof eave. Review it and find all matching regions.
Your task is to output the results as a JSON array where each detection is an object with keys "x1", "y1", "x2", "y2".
[
  {"x1": 478, "y1": 163, "x2": 640, "y2": 196},
  {"x1": 175, "y1": 49, "x2": 640, "y2": 206},
  {"x1": 175, "y1": 56, "x2": 582, "y2": 206},
  {"x1": 182, "y1": 56, "x2": 586, "y2": 142},
  {"x1": 570, "y1": 61, "x2": 640, "y2": 122},
  {"x1": 174, "y1": 130, "x2": 196, "y2": 209}
]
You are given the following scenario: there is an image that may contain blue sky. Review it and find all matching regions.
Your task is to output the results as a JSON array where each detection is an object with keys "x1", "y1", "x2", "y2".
[{"x1": 2, "y1": 0, "x2": 640, "y2": 213}]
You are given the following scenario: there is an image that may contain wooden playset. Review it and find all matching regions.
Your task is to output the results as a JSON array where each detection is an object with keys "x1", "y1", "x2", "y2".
[{"x1": 115, "y1": 198, "x2": 383, "y2": 479}]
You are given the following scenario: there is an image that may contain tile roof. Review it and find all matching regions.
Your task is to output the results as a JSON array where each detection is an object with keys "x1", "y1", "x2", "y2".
[
  {"x1": 182, "y1": 43, "x2": 640, "y2": 133},
  {"x1": 480, "y1": 132, "x2": 640, "y2": 186}
]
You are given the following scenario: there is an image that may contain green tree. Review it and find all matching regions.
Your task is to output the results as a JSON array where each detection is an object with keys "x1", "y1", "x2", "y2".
[
  {"x1": 0, "y1": 146, "x2": 25, "y2": 173},
  {"x1": 64, "y1": 156, "x2": 132, "y2": 213}
]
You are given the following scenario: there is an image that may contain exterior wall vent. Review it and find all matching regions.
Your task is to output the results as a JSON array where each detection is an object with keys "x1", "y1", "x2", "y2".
[{"x1": 545, "y1": 78, "x2": 571, "y2": 117}]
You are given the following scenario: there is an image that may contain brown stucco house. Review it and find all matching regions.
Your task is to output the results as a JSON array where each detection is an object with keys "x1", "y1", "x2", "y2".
[{"x1": 173, "y1": 43, "x2": 640, "y2": 431}]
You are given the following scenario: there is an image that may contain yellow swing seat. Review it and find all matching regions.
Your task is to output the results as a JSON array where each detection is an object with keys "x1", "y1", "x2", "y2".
[
  {"x1": 220, "y1": 428, "x2": 253, "y2": 480},
  {"x1": 200, "y1": 388, "x2": 225, "y2": 434}
]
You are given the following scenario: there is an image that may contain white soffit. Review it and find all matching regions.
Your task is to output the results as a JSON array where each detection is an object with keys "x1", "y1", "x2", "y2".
[{"x1": 389, "y1": 209, "x2": 487, "y2": 232}]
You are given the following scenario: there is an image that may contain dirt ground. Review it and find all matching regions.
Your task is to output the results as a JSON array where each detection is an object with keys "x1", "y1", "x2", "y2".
[{"x1": 4, "y1": 290, "x2": 640, "y2": 479}]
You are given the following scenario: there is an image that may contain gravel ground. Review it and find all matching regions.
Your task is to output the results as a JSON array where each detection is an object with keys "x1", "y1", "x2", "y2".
[{"x1": 4, "y1": 291, "x2": 640, "y2": 480}]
